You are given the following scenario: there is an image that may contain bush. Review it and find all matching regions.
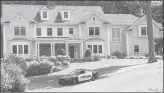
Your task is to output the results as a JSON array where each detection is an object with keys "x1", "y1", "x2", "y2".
[
  {"x1": 51, "y1": 66, "x2": 62, "y2": 73},
  {"x1": 93, "y1": 55, "x2": 100, "y2": 61},
  {"x1": 62, "y1": 61, "x2": 70, "y2": 66},
  {"x1": 1, "y1": 56, "x2": 29, "y2": 92},
  {"x1": 111, "y1": 56, "x2": 117, "y2": 59},
  {"x1": 49, "y1": 57, "x2": 58, "y2": 63},
  {"x1": 57, "y1": 55, "x2": 71, "y2": 62},
  {"x1": 138, "y1": 56, "x2": 145, "y2": 59},
  {"x1": 26, "y1": 60, "x2": 54, "y2": 76},
  {"x1": 84, "y1": 49, "x2": 92, "y2": 59},
  {"x1": 130, "y1": 56, "x2": 136, "y2": 59},
  {"x1": 145, "y1": 53, "x2": 149, "y2": 57},
  {"x1": 55, "y1": 61, "x2": 62, "y2": 66},
  {"x1": 112, "y1": 51, "x2": 127, "y2": 59}
]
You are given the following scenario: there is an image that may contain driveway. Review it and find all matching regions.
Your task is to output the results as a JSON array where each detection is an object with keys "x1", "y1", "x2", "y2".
[{"x1": 27, "y1": 59, "x2": 160, "y2": 92}]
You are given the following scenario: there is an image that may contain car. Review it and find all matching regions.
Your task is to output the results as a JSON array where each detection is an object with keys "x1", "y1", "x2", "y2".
[{"x1": 58, "y1": 69, "x2": 99, "y2": 86}]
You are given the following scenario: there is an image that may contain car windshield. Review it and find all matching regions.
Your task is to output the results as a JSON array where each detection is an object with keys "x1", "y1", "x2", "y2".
[{"x1": 68, "y1": 70, "x2": 81, "y2": 75}]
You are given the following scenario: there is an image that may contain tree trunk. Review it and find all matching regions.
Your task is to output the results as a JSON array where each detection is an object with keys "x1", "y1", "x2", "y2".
[{"x1": 145, "y1": 1, "x2": 157, "y2": 63}]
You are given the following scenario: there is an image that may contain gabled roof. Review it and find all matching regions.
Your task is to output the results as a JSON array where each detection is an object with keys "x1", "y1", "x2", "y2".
[
  {"x1": 104, "y1": 14, "x2": 138, "y2": 25},
  {"x1": 79, "y1": 10, "x2": 111, "y2": 24},
  {"x1": 126, "y1": 15, "x2": 163, "y2": 31}
]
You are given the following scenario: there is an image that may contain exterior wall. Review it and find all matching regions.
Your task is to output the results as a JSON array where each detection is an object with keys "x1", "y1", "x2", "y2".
[
  {"x1": 4, "y1": 12, "x2": 35, "y2": 56},
  {"x1": 36, "y1": 25, "x2": 79, "y2": 37},
  {"x1": 80, "y1": 14, "x2": 109, "y2": 56},
  {"x1": 128, "y1": 18, "x2": 161, "y2": 56},
  {"x1": 110, "y1": 25, "x2": 129, "y2": 54}
]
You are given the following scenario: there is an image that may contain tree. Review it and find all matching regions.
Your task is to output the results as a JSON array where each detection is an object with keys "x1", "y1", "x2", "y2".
[{"x1": 144, "y1": 1, "x2": 157, "y2": 63}]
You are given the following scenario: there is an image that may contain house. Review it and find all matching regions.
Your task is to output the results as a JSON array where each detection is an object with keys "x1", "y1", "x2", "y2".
[{"x1": 1, "y1": 4, "x2": 163, "y2": 59}]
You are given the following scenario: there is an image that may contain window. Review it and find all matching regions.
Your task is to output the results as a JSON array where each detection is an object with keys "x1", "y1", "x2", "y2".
[
  {"x1": 93, "y1": 45, "x2": 97, "y2": 53},
  {"x1": 89, "y1": 27, "x2": 100, "y2": 36},
  {"x1": 134, "y1": 45, "x2": 139, "y2": 53},
  {"x1": 92, "y1": 17, "x2": 96, "y2": 21},
  {"x1": 18, "y1": 45, "x2": 23, "y2": 54},
  {"x1": 95, "y1": 27, "x2": 99, "y2": 35},
  {"x1": 43, "y1": 11, "x2": 47, "y2": 18},
  {"x1": 57, "y1": 28, "x2": 63, "y2": 36},
  {"x1": 89, "y1": 27, "x2": 94, "y2": 35},
  {"x1": 69, "y1": 28, "x2": 73, "y2": 34},
  {"x1": 14, "y1": 26, "x2": 26, "y2": 36},
  {"x1": 140, "y1": 26, "x2": 148, "y2": 36},
  {"x1": 24, "y1": 45, "x2": 28, "y2": 54},
  {"x1": 12, "y1": 45, "x2": 29, "y2": 54},
  {"x1": 36, "y1": 28, "x2": 41, "y2": 36},
  {"x1": 99, "y1": 45, "x2": 102, "y2": 53},
  {"x1": 112, "y1": 28, "x2": 121, "y2": 42},
  {"x1": 64, "y1": 12, "x2": 68, "y2": 18},
  {"x1": 12, "y1": 45, "x2": 17, "y2": 54},
  {"x1": 18, "y1": 16, "x2": 21, "y2": 20},
  {"x1": 47, "y1": 28, "x2": 52, "y2": 36},
  {"x1": 88, "y1": 45, "x2": 92, "y2": 51}
]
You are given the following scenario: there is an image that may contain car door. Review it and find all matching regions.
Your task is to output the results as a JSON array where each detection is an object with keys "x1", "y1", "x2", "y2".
[
  {"x1": 84, "y1": 70, "x2": 92, "y2": 80},
  {"x1": 77, "y1": 70, "x2": 86, "y2": 82}
]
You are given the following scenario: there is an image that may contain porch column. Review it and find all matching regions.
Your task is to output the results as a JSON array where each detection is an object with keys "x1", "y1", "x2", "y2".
[
  {"x1": 126, "y1": 32, "x2": 130, "y2": 57},
  {"x1": 53, "y1": 43, "x2": 55, "y2": 56},
  {"x1": 35, "y1": 42, "x2": 37, "y2": 56},
  {"x1": 38, "y1": 43, "x2": 40, "y2": 56},
  {"x1": 66, "y1": 42, "x2": 68, "y2": 56},
  {"x1": 80, "y1": 42, "x2": 83, "y2": 58},
  {"x1": 3, "y1": 25, "x2": 6, "y2": 56},
  {"x1": 79, "y1": 25, "x2": 81, "y2": 37},
  {"x1": 51, "y1": 43, "x2": 53, "y2": 56},
  {"x1": 107, "y1": 25, "x2": 111, "y2": 56}
]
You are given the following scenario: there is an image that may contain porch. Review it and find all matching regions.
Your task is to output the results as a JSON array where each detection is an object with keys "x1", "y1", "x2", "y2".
[{"x1": 35, "y1": 42, "x2": 83, "y2": 59}]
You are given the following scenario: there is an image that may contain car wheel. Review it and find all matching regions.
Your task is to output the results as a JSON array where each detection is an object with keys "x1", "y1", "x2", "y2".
[
  {"x1": 72, "y1": 77, "x2": 79, "y2": 85},
  {"x1": 91, "y1": 75, "x2": 95, "y2": 81}
]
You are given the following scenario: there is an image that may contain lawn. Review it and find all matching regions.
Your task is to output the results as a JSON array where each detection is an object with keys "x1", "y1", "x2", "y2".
[{"x1": 26, "y1": 59, "x2": 163, "y2": 92}]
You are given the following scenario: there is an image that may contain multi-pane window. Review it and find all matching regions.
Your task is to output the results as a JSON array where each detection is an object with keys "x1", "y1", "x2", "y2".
[
  {"x1": 43, "y1": 11, "x2": 47, "y2": 18},
  {"x1": 14, "y1": 26, "x2": 26, "y2": 36},
  {"x1": 12, "y1": 45, "x2": 17, "y2": 54},
  {"x1": 64, "y1": 12, "x2": 68, "y2": 18},
  {"x1": 57, "y1": 28, "x2": 63, "y2": 36},
  {"x1": 140, "y1": 26, "x2": 148, "y2": 36},
  {"x1": 134, "y1": 45, "x2": 139, "y2": 53},
  {"x1": 69, "y1": 28, "x2": 73, "y2": 34},
  {"x1": 89, "y1": 27, "x2": 100, "y2": 36},
  {"x1": 47, "y1": 28, "x2": 52, "y2": 36},
  {"x1": 24, "y1": 45, "x2": 28, "y2": 54},
  {"x1": 88, "y1": 45, "x2": 92, "y2": 51},
  {"x1": 112, "y1": 28, "x2": 121, "y2": 42},
  {"x1": 36, "y1": 28, "x2": 41, "y2": 36},
  {"x1": 12, "y1": 45, "x2": 29, "y2": 54},
  {"x1": 88, "y1": 45, "x2": 102, "y2": 54}
]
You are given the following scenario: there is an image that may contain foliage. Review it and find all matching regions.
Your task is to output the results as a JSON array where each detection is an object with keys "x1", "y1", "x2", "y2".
[
  {"x1": 130, "y1": 56, "x2": 136, "y2": 59},
  {"x1": 62, "y1": 61, "x2": 70, "y2": 66},
  {"x1": 55, "y1": 61, "x2": 62, "y2": 66},
  {"x1": 51, "y1": 66, "x2": 62, "y2": 73},
  {"x1": 1, "y1": 56, "x2": 29, "y2": 92},
  {"x1": 84, "y1": 49, "x2": 92, "y2": 59},
  {"x1": 48, "y1": 57, "x2": 58, "y2": 63},
  {"x1": 26, "y1": 60, "x2": 54, "y2": 76},
  {"x1": 145, "y1": 53, "x2": 149, "y2": 57},
  {"x1": 111, "y1": 51, "x2": 127, "y2": 59},
  {"x1": 56, "y1": 55, "x2": 71, "y2": 62},
  {"x1": 93, "y1": 55, "x2": 100, "y2": 61},
  {"x1": 154, "y1": 37, "x2": 163, "y2": 55}
]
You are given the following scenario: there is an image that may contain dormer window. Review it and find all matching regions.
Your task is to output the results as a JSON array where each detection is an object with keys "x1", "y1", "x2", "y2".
[
  {"x1": 43, "y1": 11, "x2": 47, "y2": 18},
  {"x1": 64, "y1": 12, "x2": 68, "y2": 18},
  {"x1": 61, "y1": 10, "x2": 70, "y2": 20},
  {"x1": 40, "y1": 10, "x2": 49, "y2": 20}
]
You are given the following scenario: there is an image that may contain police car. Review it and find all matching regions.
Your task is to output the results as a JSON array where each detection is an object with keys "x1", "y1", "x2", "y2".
[{"x1": 58, "y1": 69, "x2": 99, "y2": 86}]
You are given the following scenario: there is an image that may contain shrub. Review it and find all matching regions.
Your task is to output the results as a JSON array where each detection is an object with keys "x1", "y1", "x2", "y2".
[
  {"x1": 112, "y1": 51, "x2": 127, "y2": 59},
  {"x1": 57, "y1": 55, "x2": 71, "y2": 62},
  {"x1": 51, "y1": 66, "x2": 62, "y2": 73},
  {"x1": 93, "y1": 55, "x2": 100, "y2": 61},
  {"x1": 49, "y1": 57, "x2": 58, "y2": 63},
  {"x1": 26, "y1": 60, "x2": 54, "y2": 76},
  {"x1": 138, "y1": 56, "x2": 145, "y2": 59},
  {"x1": 62, "y1": 61, "x2": 70, "y2": 66},
  {"x1": 55, "y1": 61, "x2": 62, "y2": 66},
  {"x1": 130, "y1": 56, "x2": 136, "y2": 59},
  {"x1": 145, "y1": 53, "x2": 149, "y2": 57},
  {"x1": 1, "y1": 56, "x2": 29, "y2": 92},
  {"x1": 125, "y1": 56, "x2": 130, "y2": 59},
  {"x1": 84, "y1": 49, "x2": 92, "y2": 59},
  {"x1": 111, "y1": 56, "x2": 117, "y2": 59}
]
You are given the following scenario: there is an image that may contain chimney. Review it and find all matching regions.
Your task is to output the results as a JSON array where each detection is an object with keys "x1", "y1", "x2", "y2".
[{"x1": 47, "y1": 1, "x2": 55, "y2": 9}]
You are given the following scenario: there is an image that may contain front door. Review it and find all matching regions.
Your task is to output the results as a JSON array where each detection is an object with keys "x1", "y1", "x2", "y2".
[{"x1": 69, "y1": 46, "x2": 74, "y2": 58}]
